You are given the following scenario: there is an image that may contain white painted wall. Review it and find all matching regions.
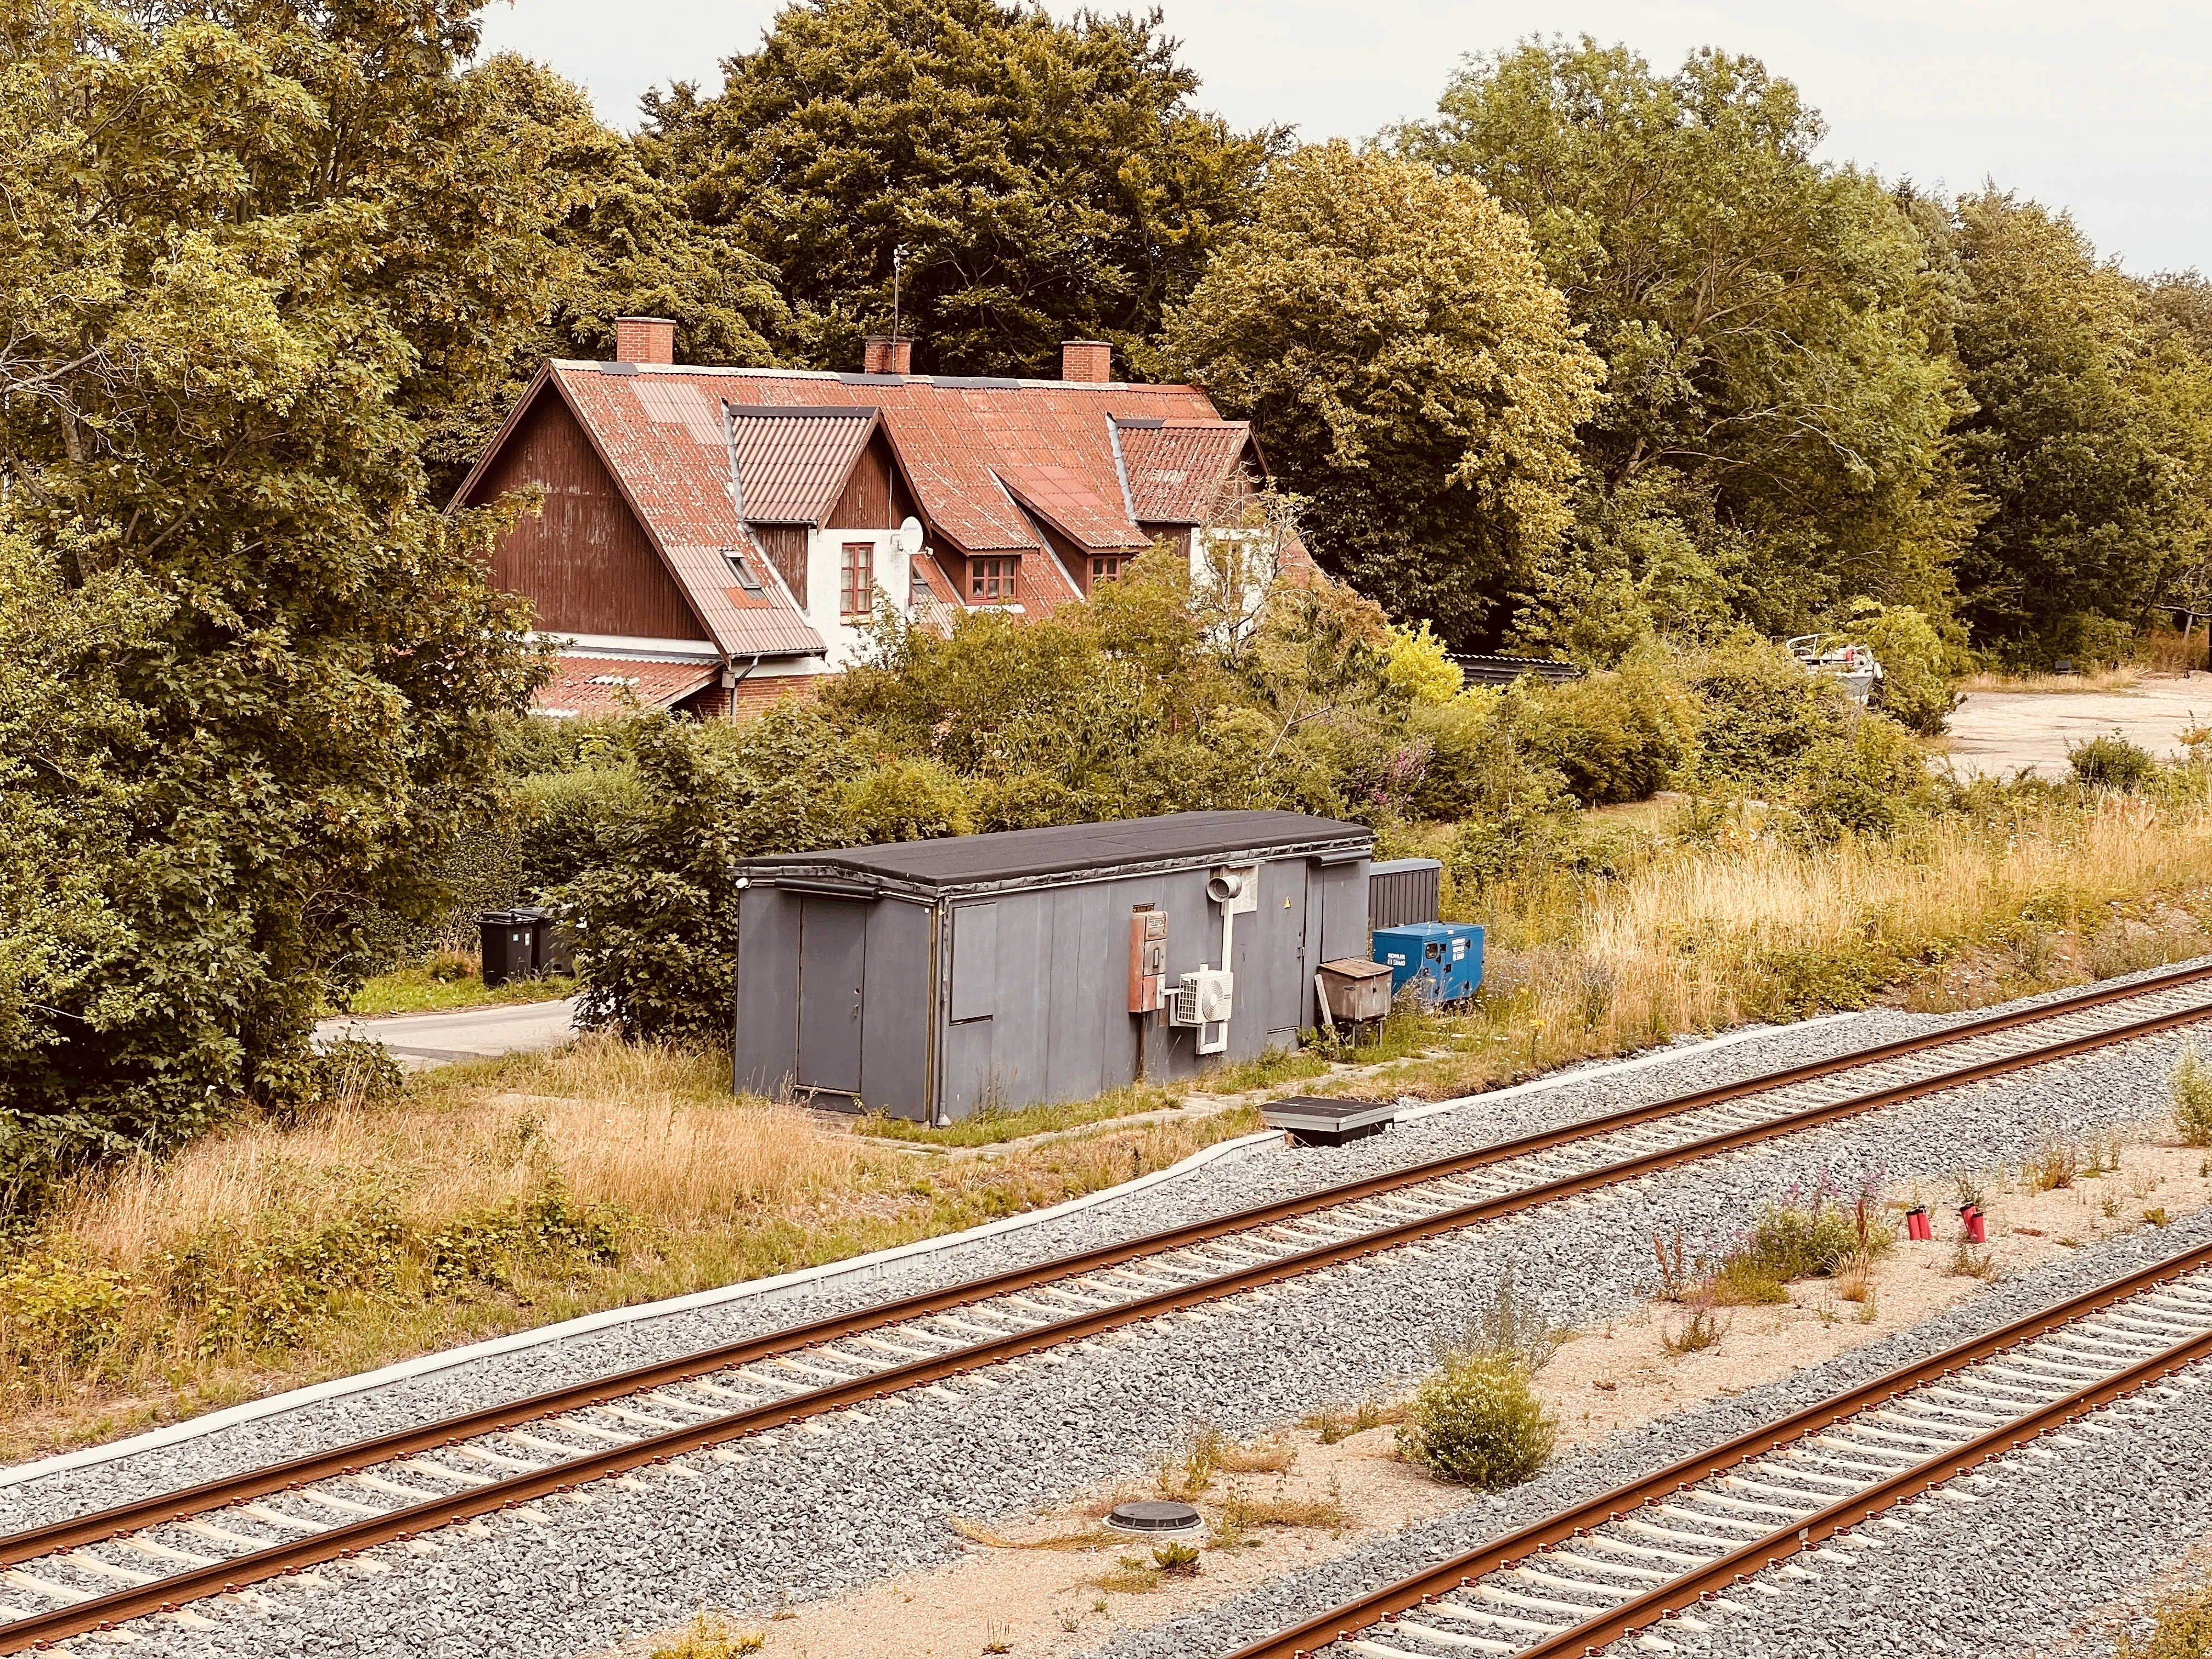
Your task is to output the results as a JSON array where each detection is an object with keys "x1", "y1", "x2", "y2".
[{"x1": 788, "y1": 517, "x2": 927, "y2": 673}]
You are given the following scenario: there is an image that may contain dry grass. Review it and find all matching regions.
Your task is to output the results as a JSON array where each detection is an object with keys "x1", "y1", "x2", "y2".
[
  {"x1": 1215, "y1": 1479, "x2": 1346, "y2": 1535},
  {"x1": 1349, "y1": 792, "x2": 2212, "y2": 1104},
  {"x1": 0, "y1": 1036, "x2": 1260, "y2": 1462},
  {"x1": 950, "y1": 1517, "x2": 1122, "y2": 1551},
  {"x1": 1958, "y1": 667, "x2": 2145, "y2": 694},
  {"x1": 647, "y1": 1613, "x2": 765, "y2": 1659},
  {"x1": 1300, "y1": 1399, "x2": 1404, "y2": 1444}
]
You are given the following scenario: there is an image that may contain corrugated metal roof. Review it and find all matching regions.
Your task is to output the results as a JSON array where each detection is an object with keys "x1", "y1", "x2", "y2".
[
  {"x1": 1119, "y1": 421, "x2": 1252, "y2": 524},
  {"x1": 464, "y1": 363, "x2": 1307, "y2": 646},
  {"x1": 549, "y1": 370, "x2": 830, "y2": 661},
  {"x1": 535, "y1": 654, "x2": 718, "y2": 718},
  {"x1": 996, "y1": 462, "x2": 1135, "y2": 549},
  {"x1": 554, "y1": 363, "x2": 1229, "y2": 557},
  {"x1": 726, "y1": 408, "x2": 876, "y2": 524},
  {"x1": 665, "y1": 543, "x2": 827, "y2": 657}
]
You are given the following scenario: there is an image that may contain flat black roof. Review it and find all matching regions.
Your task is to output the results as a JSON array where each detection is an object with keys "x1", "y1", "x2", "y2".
[{"x1": 743, "y1": 810, "x2": 1371, "y2": 890}]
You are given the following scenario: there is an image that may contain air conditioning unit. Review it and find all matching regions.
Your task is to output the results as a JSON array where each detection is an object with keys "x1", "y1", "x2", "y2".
[{"x1": 1169, "y1": 968, "x2": 1234, "y2": 1054}]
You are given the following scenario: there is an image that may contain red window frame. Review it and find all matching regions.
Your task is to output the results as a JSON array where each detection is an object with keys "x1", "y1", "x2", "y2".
[
  {"x1": 1088, "y1": 554, "x2": 1122, "y2": 590},
  {"x1": 969, "y1": 556, "x2": 1017, "y2": 603},
  {"x1": 840, "y1": 541, "x2": 874, "y2": 618}
]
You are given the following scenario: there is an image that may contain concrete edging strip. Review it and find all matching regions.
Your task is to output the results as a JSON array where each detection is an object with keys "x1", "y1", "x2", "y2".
[{"x1": 0, "y1": 1011, "x2": 1861, "y2": 1489}]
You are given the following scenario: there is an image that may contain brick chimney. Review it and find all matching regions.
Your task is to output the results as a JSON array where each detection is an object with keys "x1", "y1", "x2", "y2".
[
  {"x1": 863, "y1": 335, "x2": 913, "y2": 375},
  {"x1": 1061, "y1": 340, "x2": 1111, "y2": 383},
  {"x1": 614, "y1": 317, "x2": 676, "y2": 365}
]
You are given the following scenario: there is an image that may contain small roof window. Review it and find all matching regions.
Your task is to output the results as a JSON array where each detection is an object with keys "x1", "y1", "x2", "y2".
[{"x1": 723, "y1": 546, "x2": 765, "y2": 596}]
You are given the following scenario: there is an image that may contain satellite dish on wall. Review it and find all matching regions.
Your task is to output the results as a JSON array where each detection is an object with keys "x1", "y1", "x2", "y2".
[{"x1": 896, "y1": 517, "x2": 924, "y2": 555}]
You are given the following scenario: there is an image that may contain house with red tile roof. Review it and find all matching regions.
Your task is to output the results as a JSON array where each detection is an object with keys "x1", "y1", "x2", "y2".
[{"x1": 452, "y1": 320, "x2": 1295, "y2": 719}]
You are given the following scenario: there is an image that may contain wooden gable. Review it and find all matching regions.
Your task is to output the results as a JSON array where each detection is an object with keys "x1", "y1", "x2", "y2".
[{"x1": 464, "y1": 386, "x2": 710, "y2": 644}]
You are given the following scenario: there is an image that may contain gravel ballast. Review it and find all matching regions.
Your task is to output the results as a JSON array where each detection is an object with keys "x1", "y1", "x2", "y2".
[
  {"x1": 10, "y1": 964, "x2": 2212, "y2": 1658},
  {"x1": 1098, "y1": 1212, "x2": 2212, "y2": 1659}
]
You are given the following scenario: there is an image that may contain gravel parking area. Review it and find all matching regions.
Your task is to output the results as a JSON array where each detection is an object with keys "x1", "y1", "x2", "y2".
[
  {"x1": 1945, "y1": 675, "x2": 2212, "y2": 778},
  {"x1": 44, "y1": 962, "x2": 2212, "y2": 1659}
]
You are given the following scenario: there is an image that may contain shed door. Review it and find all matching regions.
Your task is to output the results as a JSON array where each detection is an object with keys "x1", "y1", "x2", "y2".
[
  {"x1": 1258, "y1": 859, "x2": 1313, "y2": 1047},
  {"x1": 798, "y1": 897, "x2": 867, "y2": 1095}
]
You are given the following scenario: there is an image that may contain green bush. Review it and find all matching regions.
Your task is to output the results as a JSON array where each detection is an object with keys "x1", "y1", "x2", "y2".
[
  {"x1": 2175, "y1": 1051, "x2": 2212, "y2": 1147},
  {"x1": 0, "y1": 1253, "x2": 130, "y2": 1366},
  {"x1": 514, "y1": 765, "x2": 643, "y2": 895},
  {"x1": 2056, "y1": 612, "x2": 2141, "y2": 672},
  {"x1": 838, "y1": 756, "x2": 973, "y2": 844},
  {"x1": 1740, "y1": 1195, "x2": 1890, "y2": 1280},
  {"x1": 1678, "y1": 637, "x2": 1852, "y2": 792},
  {"x1": 2069, "y1": 731, "x2": 2158, "y2": 791},
  {"x1": 1847, "y1": 601, "x2": 1963, "y2": 736},
  {"x1": 1408, "y1": 690, "x2": 1571, "y2": 822},
  {"x1": 300, "y1": 1039, "x2": 406, "y2": 1109},
  {"x1": 1792, "y1": 713, "x2": 1936, "y2": 842},
  {"x1": 1504, "y1": 651, "x2": 1699, "y2": 806},
  {"x1": 560, "y1": 704, "x2": 865, "y2": 1044},
  {"x1": 1394, "y1": 1348, "x2": 1556, "y2": 1488}
]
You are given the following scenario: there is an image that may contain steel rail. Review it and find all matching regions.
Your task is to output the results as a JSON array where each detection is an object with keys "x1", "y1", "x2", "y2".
[
  {"x1": 9, "y1": 965, "x2": 2210, "y2": 1583},
  {"x1": 4, "y1": 964, "x2": 2211, "y2": 1649},
  {"x1": 1226, "y1": 1237, "x2": 2212, "y2": 1659}
]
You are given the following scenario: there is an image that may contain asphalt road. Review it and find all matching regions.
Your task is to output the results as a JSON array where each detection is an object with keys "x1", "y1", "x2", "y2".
[{"x1": 315, "y1": 997, "x2": 580, "y2": 1070}]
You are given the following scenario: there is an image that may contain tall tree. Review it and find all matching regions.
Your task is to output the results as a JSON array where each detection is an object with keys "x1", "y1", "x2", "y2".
[
  {"x1": 1162, "y1": 142, "x2": 1604, "y2": 646},
  {"x1": 639, "y1": 0, "x2": 1279, "y2": 377},
  {"x1": 1403, "y1": 38, "x2": 1977, "y2": 651},
  {"x1": 0, "y1": 0, "x2": 543, "y2": 1170},
  {"x1": 1945, "y1": 192, "x2": 2212, "y2": 655},
  {"x1": 424, "y1": 54, "x2": 790, "y2": 488}
]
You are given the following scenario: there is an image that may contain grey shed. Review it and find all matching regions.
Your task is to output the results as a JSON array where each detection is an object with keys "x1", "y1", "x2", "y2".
[{"x1": 732, "y1": 809, "x2": 1374, "y2": 1122}]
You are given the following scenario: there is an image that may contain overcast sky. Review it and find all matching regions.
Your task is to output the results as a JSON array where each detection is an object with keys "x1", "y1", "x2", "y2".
[{"x1": 477, "y1": 0, "x2": 2211, "y2": 274}]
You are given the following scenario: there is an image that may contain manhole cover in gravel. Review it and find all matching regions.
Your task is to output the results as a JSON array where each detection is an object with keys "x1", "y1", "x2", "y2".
[{"x1": 1106, "y1": 1500, "x2": 1203, "y2": 1534}]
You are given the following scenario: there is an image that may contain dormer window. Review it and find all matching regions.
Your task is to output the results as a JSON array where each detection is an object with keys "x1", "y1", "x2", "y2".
[
  {"x1": 723, "y1": 547, "x2": 765, "y2": 596},
  {"x1": 969, "y1": 556, "x2": 1017, "y2": 603}
]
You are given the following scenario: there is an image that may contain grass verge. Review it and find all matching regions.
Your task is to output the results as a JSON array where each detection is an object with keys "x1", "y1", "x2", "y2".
[
  {"x1": 341, "y1": 959, "x2": 577, "y2": 1016},
  {"x1": 0, "y1": 1036, "x2": 1259, "y2": 1463}
]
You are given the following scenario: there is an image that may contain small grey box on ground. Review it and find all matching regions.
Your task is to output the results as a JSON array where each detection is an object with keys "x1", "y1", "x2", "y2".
[
  {"x1": 1317, "y1": 956, "x2": 1393, "y2": 1023},
  {"x1": 1261, "y1": 1094, "x2": 1396, "y2": 1147}
]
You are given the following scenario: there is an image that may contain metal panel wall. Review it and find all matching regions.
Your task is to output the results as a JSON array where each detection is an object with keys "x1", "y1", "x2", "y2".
[
  {"x1": 939, "y1": 898, "x2": 997, "y2": 1119},
  {"x1": 1312, "y1": 859, "x2": 1373, "y2": 968},
  {"x1": 1367, "y1": 858, "x2": 1442, "y2": 930},
  {"x1": 743, "y1": 849, "x2": 1372, "y2": 1121},
  {"x1": 1043, "y1": 879, "x2": 1144, "y2": 1104},
  {"x1": 950, "y1": 904, "x2": 998, "y2": 1021},
  {"x1": 857, "y1": 900, "x2": 932, "y2": 1120},
  {"x1": 1255, "y1": 859, "x2": 1313, "y2": 1047},
  {"x1": 732, "y1": 887, "x2": 802, "y2": 1099}
]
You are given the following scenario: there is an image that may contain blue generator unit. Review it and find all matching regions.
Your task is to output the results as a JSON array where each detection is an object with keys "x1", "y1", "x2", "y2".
[{"x1": 1373, "y1": 922, "x2": 1485, "y2": 1005}]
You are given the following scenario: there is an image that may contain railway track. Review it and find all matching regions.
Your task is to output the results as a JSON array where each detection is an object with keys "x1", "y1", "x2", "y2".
[
  {"x1": 6, "y1": 962, "x2": 2212, "y2": 1651},
  {"x1": 1225, "y1": 1235, "x2": 2212, "y2": 1659}
]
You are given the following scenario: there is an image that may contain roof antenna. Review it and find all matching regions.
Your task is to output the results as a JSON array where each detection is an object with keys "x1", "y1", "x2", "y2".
[
  {"x1": 721, "y1": 400, "x2": 747, "y2": 521},
  {"x1": 891, "y1": 244, "x2": 905, "y2": 343}
]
